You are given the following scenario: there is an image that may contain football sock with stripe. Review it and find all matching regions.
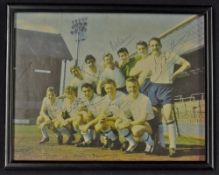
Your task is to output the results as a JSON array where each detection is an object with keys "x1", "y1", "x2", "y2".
[
  {"x1": 119, "y1": 128, "x2": 136, "y2": 147},
  {"x1": 103, "y1": 128, "x2": 117, "y2": 141},
  {"x1": 140, "y1": 132, "x2": 154, "y2": 152}
]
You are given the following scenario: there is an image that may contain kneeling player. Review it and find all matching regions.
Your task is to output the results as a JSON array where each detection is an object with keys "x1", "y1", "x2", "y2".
[
  {"x1": 58, "y1": 86, "x2": 79, "y2": 144},
  {"x1": 74, "y1": 83, "x2": 103, "y2": 146},
  {"x1": 80, "y1": 79, "x2": 125, "y2": 149},
  {"x1": 115, "y1": 77, "x2": 156, "y2": 154},
  {"x1": 36, "y1": 87, "x2": 63, "y2": 144}
]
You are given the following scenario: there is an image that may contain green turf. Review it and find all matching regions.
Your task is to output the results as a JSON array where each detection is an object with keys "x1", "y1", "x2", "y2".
[
  {"x1": 12, "y1": 125, "x2": 205, "y2": 161},
  {"x1": 14, "y1": 125, "x2": 205, "y2": 145}
]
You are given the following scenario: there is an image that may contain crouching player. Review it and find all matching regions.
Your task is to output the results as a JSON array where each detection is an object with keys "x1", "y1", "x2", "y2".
[
  {"x1": 80, "y1": 79, "x2": 125, "y2": 149},
  {"x1": 73, "y1": 83, "x2": 102, "y2": 146},
  {"x1": 115, "y1": 77, "x2": 157, "y2": 154},
  {"x1": 58, "y1": 86, "x2": 79, "y2": 144},
  {"x1": 36, "y1": 87, "x2": 63, "y2": 144}
]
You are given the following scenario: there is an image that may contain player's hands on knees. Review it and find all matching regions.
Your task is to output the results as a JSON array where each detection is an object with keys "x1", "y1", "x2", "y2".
[
  {"x1": 79, "y1": 124, "x2": 89, "y2": 132},
  {"x1": 44, "y1": 118, "x2": 52, "y2": 125},
  {"x1": 117, "y1": 120, "x2": 131, "y2": 129},
  {"x1": 62, "y1": 120, "x2": 69, "y2": 127},
  {"x1": 103, "y1": 110, "x2": 113, "y2": 117},
  {"x1": 99, "y1": 117, "x2": 107, "y2": 124}
]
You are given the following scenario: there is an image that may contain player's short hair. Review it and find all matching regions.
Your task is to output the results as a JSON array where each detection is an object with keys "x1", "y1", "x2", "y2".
[
  {"x1": 46, "y1": 86, "x2": 55, "y2": 94},
  {"x1": 126, "y1": 76, "x2": 140, "y2": 87},
  {"x1": 103, "y1": 53, "x2": 113, "y2": 60},
  {"x1": 46, "y1": 86, "x2": 56, "y2": 95},
  {"x1": 64, "y1": 85, "x2": 77, "y2": 96},
  {"x1": 136, "y1": 41, "x2": 148, "y2": 48},
  {"x1": 149, "y1": 37, "x2": 162, "y2": 47},
  {"x1": 103, "y1": 79, "x2": 117, "y2": 87},
  {"x1": 81, "y1": 83, "x2": 94, "y2": 91},
  {"x1": 85, "y1": 55, "x2": 96, "y2": 63},
  {"x1": 117, "y1": 48, "x2": 129, "y2": 55},
  {"x1": 70, "y1": 65, "x2": 80, "y2": 73}
]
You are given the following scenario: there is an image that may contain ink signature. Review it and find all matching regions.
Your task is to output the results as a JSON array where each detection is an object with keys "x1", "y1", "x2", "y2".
[
  {"x1": 170, "y1": 31, "x2": 191, "y2": 51},
  {"x1": 109, "y1": 35, "x2": 135, "y2": 52}
]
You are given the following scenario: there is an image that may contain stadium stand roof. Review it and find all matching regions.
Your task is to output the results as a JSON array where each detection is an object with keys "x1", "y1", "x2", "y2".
[
  {"x1": 15, "y1": 28, "x2": 73, "y2": 61},
  {"x1": 159, "y1": 15, "x2": 204, "y2": 56}
]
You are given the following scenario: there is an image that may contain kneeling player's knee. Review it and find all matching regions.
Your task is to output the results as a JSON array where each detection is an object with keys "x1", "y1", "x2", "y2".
[
  {"x1": 54, "y1": 120, "x2": 62, "y2": 129},
  {"x1": 95, "y1": 123, "x2": 103, "y2": 133},
  {"x1": 114, "y1": 118, "x2": 123, "y2": 129},
  {"x1": 36, "y1": 116, "x2": 44, "y2": 125},
  {"x1": 72, "y1": 118, "x2": 80, "y2": 127},
  {"x1": 131, "y1": 125, "x2": 147, "y2": 137}
]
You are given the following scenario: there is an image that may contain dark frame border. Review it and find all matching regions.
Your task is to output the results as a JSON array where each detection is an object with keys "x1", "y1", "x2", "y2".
[{"x1": 1, "y1": 1, "x2": 215, "y2": 172}]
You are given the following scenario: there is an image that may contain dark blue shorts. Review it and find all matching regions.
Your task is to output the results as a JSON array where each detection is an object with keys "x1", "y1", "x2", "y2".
[
  {"x1": 147, "y1": 83, "x2": 173, "y2": 106},
  {"x1": 140, "y1": 79, "x2": 151, "y2": 96}
]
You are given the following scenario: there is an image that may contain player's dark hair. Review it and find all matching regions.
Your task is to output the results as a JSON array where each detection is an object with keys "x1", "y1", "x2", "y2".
[
  {"x1": 85, "y1": 55, "x2": 96, "y2": 63},
  {"x1": 81, "y1": 83, "x2": 94, "y2": 91},
  {"x1": 149, "y1": 37, "x2": 162, "y2": 47},
  {"x1": 136, "y1": 41, "x2": 148, "y2": 48},
  {"x1": 47, "y1": 86, "x2": 55, "y2": 92},
  {"x1": 117, "y1": 48, "x2": 129, "y2": 55},
  {"x1": 64, "y1": 85, "x2": 77, "y2": 96},
  {"x1": 103, "y1": 78, "x2": 117, "y2": 87},
  {"x1": 126, "y1": 76, "x2": 140, "y2": 87},
  {"x1": 70, "y1": 65, "x2": 80, "y2": 73},
  {"x1": 46, "y1": 86, "x2": 56, "y2": 95},
  {"x1": 103, "y1": 53, "x2": 113, "y2": 60}
]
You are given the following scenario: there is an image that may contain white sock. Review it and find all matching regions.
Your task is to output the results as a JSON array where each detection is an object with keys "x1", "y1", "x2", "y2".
[
  {"x1": 141, "y1": 132, "x2": 154, "y2": 153},
  {"x1": 55, "y1": 128, "x2": 62, "y2": 137},
  {"x1": 82, "y1": 131, "x2": 91, "y2": 143},
  {"x1": 61, "y1": 128, "x2": 71, "y2": 137},
  {"x1": 119, "y1": 128, "x2": 136, "y2": 146},
  {"x1": 103, "y1": 129, "x2": 117, "y2": 141},
  {"x1": 167, "y1": 122, "x2": 176, "y2": 149},
  {"x1": 126, "y1": 134, "x2": 137, "y2": 151},
  {"x1": 158, "y1": 124, "x2": 166, "y2": 148},
  {"x1": 141, "y1": 132, "x2": 154, "y2": 146},
  {"x1": 41, "y1": 127, "x2": 48, "y2": 138},
  {"x1": 119, "y1": 128, "x2": 129, "y2": 137},
  {"x1": 145, "y1": 144, "x2": 154, "y2": 153},
  {"x1": 88, "y1": 129, "x2": 94, "y2": 140}
]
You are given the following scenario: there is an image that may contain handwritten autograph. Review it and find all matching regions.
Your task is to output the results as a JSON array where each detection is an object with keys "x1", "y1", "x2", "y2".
[
  {"x1": 109, "y1": 34, "x2": 135, "y2": 52},
  {"x1": 170, "y1": 31, "x2": 191, "y2": 51}
]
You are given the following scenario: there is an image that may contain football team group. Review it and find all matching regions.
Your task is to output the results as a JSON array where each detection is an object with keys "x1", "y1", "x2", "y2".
[{"x1": 36, "y1": 37, "x2": 191, "y2": 157}]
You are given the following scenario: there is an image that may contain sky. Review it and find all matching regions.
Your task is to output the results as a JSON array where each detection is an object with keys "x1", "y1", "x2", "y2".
[
  {"x1": 14, "y1": 12, "x2": 196, "y2": 92},
  {"x1": 15, "y1": 12, "x2": 194, "y2": 62}
]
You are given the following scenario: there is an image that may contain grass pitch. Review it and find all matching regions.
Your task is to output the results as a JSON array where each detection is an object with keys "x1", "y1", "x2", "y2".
[{"x1": 13, "y1": 125, "x2": 205, "y2": 161}]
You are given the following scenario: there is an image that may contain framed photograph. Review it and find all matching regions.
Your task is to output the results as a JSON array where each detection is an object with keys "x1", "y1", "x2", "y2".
[{"x1": 0, "y1": 0, "x2": 217, "y2": 173}]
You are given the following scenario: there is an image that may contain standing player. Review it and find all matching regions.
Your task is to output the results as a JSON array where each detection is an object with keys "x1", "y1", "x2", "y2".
[
  {"x1": 69, "y1": 65, "x2": 94, "y2": 97},
  {"x1": 117, "y1": 48, "x2": 139, "y2": 79},
  {"x1": 83, "y1": 55, "x2": 102, "y2": 88},
  {"x1": 135, "y1": 41, "x2": 148, "y2": 60},
  {"x1": 36, "y1": 87, "x2": 63, "y2": 144},
  {"x1": 97, "y1": 53, "x2": 125, "y2": 95},
  {"x1": 144, "y1": 37, "x2": 191, "y2": 157},
  {"x1": 129, "y1": 41, "x2": 150, "y2": 87},
  {"x1": 115, "y1": 77, "x2": 156, "y2": 154},
  {"x1": 59, "y1": 86, "x2": 79, "y2": 144}
]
